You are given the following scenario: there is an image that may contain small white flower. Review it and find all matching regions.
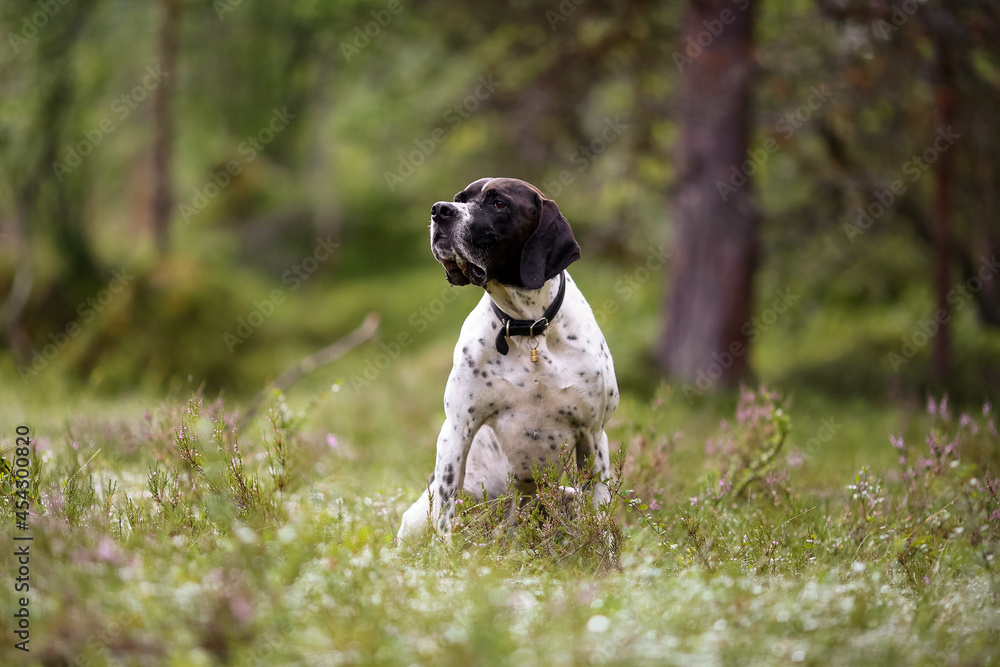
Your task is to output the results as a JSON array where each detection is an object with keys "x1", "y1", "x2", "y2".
[{"x1": 587, "y1": 615, "x2": 611, "y2": 633}]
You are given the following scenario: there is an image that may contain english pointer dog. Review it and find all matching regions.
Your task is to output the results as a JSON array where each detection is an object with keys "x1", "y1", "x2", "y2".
[{"x1": 397, "y1": 178, "x2": 618, "y2": 541}]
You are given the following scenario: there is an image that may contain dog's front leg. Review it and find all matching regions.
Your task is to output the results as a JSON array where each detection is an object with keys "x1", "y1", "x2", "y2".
[
  {"x1": 429, "y1": 414, "x2": 478, "y2": 535},
  {"x1": 575, "y1": 429, "x2": 612, "y2": 507},
  {"x1": 396, "y1": 411, "x2": 477, "y2": 543},
  {"x1": 589, "y1": 430, "x2": 612, "y2": 507}
]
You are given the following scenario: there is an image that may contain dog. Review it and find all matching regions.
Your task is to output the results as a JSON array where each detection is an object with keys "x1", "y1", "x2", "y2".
[{"x1": 396, "y1": 177, "x2": 618, "y2": 541}]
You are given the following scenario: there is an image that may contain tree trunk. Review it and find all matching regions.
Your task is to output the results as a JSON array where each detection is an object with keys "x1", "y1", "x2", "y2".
[
  {"x1": 659, "y1": 0, "x2": 760, "y2": 395},
  {"x1": 930, "y1": 37, "x2": 955, "y2": 387},
  {"x1": 152, "y1": 0, "x2": 180, "y2": 255},
  {"x1": 1, "y1": 0, "x2": 100, "y2": 359}
]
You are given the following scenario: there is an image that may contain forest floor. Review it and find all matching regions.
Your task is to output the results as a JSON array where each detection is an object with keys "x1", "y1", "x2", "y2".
[{"x1": 1, "y1": 261, "x2": 998, "y2": 666}]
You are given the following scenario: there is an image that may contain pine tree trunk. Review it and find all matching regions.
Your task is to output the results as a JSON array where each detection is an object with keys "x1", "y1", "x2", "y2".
[
  {"x1": 930, "y1": 38, "x2": 955, "y2": 387},
  {"x1": 659, "y1": 0, "x2": 760, "y2": 394},
  {"x1": 152, "y1": 0, "x2": 180, "y2": 255}
]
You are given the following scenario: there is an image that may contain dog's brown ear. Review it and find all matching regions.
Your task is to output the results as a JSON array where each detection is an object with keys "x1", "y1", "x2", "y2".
[{"x1": 519, "y1": 197, "x2": 581, "y2": 290}]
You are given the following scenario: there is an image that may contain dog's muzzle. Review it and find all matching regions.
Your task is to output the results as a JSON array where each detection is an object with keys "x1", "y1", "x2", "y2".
[{"x1": 430, "y1": 201, "x2": 487, "y2": 286}]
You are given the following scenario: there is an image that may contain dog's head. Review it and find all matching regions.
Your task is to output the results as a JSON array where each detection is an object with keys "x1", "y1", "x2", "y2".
[{"x1": 429, "y1": 177, "x2": 580, "y2": 289}]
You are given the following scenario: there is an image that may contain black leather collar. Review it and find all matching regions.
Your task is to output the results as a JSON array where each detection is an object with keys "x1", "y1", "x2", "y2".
[{"x1": 489, "y1": 273, "x2": 566, "y2": 355}]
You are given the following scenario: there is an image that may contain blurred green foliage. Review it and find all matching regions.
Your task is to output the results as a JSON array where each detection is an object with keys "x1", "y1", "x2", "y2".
[
  {"x1": 1, "y1": 3, "x2": 998, "y2": 662},
  {"x1": 0, "y1": 0, "x2": 997, "y2": 403}
]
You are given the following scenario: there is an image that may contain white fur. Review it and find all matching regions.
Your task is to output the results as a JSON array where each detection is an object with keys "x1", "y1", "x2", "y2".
[{"x1": 397, "y1": 271, "x2": 618, "y2": 541}]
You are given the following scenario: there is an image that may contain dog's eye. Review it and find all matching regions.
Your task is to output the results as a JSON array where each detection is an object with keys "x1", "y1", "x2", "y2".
[{"x1": 494, "y1": 201, "x2": 507, "y2": 210}]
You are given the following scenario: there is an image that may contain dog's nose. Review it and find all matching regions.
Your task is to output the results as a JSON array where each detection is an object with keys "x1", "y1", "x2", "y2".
[{"x1": 431, "y1": 201, "x2": 458, "y2": 222}]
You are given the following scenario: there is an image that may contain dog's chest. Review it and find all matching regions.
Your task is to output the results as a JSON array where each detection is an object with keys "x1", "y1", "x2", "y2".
[{"x1": 468, "y1": 337, "x2": 607, "y2": 452}]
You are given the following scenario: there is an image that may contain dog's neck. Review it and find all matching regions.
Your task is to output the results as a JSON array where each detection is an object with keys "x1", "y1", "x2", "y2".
[{"x1": 484, "y1": 277, "x2": 561, "y2": 321}]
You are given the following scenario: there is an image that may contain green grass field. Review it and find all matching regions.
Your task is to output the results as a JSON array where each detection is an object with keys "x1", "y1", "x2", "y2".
[{"x1": 1, "y1": 259, "x2": 998, "y2": 666}]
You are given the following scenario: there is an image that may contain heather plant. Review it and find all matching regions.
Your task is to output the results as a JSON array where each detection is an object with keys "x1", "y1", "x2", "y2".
[
  {"x1": 86, "y1": 392, "x2": 305, "y2": 540},
  {"x1": 169, "y1": 395, "x2": 277, "y2": 523},
  {"x1": 713, "y1": 386, "x2": 791, "y2": 499},
  {"x1": 627, "y1": 387, "x2": 800, "y2": 568},
  {"x1": 0, "y1": 437, "x2": 43, "y2": 521},
  {"x1": 623, "y1": 387, "x2": 1000, "y2": 597},
  {"x1": 2, "y1": 386, "x2": 998, "y2": 664},
  {"x1": 824, "y1": 397, "x2": 1000, "y2": 587},
  {"x1": 447, "y1": 446, "x2": 625, "y2": 573}
]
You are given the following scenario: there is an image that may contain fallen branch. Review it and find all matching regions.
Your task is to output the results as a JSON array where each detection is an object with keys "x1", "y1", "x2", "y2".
[{"x1": 243, "y1": 312, "x2": 380, "y2": 422}]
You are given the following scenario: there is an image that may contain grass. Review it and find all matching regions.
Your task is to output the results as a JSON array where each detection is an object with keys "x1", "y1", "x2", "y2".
[
  {"x1": 1, "y1": 369, "x2": 998, "y2": 665},
  {"x1": 1, "y1": 244, "x2": 998, "y2": 665}
]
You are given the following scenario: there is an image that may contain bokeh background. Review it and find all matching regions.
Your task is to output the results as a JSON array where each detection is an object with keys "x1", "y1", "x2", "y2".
[
  {"x1": 1, "y1": 0, "x2": 998, "y2": 433},
  {"x1": 2, "y1": 2, "x2": 1000, "y2": 664}
]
